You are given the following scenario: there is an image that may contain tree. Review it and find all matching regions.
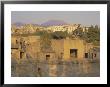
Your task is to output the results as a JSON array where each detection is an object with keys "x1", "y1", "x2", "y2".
[
  {"x1": 72, "y1": 25, "x2": 100, "y2": 46},
  {"x1": 51, "y1": 31, "x2": 68, "y2": 39},
  {"x1": 86, "y1": 25, "x2": 100, "y2": 45},
  {"x1": 72, "y1": 26, "x2": 83, "y2": 38}
]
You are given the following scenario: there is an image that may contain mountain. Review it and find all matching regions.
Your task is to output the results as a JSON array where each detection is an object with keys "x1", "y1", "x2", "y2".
[
  {"x1": 12, "y1": 22, "x2": 42, "y2": 27},
  {"x1": 12, "y1": 22, "x2": 24, "y2": 27},
  {"x1": 31, "y1": 23, "x2": 42, "y2": 27},
  {"x1": 12, "y1": 20, "x2": 68, "y2": 27},
  {"x1": 41, "y1": 20, "x2": 68, "y2": 26}
]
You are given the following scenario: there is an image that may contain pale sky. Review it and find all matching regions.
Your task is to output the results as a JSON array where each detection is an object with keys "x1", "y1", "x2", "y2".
[{"x1": 11, "y1": 11, "x2": 100, "y2": 26}]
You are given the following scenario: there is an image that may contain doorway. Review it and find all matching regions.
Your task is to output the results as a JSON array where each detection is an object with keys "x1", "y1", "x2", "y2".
[
  {"x1": 70, "y1": 49, "x2": 77, "y2": 58},
  {"x1": 46, "y1": 55, "x2": 50, "y2": 61},
  {"x1": 20, "y1": 52, "x2": 23, "y2": 59},
  {"x1": 85, "y1": 53, "x2": 88, "y2": 58}
]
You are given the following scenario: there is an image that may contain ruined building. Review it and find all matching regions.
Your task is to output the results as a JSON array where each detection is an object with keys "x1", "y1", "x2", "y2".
[{"x1": 11, "y1": 35, "x2": 100, "y2": 62}]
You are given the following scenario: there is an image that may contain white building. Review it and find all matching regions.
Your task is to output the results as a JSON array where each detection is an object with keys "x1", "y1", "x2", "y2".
[
  {"x1": 82, "y1": 26, "x2": 89, "y2": 32},
  {"x1": 46, "y1": 24, "x2": 79, "y2": 33},
  {"x1": 11, "y1": 24, "x2": 89, "y2": 34}
]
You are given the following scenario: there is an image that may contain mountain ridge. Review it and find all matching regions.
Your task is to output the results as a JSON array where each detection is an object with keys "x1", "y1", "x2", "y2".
[{"x1": 12, "y1": 20, "x2": 68, "y2": 27}]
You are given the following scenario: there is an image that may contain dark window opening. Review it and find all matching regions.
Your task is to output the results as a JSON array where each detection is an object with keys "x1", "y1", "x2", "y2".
[
  {"x1": 20, "y1": 52, "x2": 23, "y2": 59},
  {"x1": 91, "y1": 53, "x2": 93, "y2": 59},
  {"x1": 70, "y1": 49, "x2": 77, "y2": 58},
  {"x1": 94, "y1": 53, "x2": 96, "y2": 57},
  {"x1": 16, "y1": 40, "x2": 18, "y2": 44},
  {"x1": 85, "y1": 53, "x2": 88, "y2": 58},
  {"x1": 46, "y1": 55, "x2": 50, "y2": 60}
]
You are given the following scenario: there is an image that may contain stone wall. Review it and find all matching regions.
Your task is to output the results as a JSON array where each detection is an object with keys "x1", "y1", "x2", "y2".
[
  {"x1": 11, "y1": 35, "x2": 97, "y2": 62},
  {"x1": 11, "y1": 49, "x2": 20, "y2": 60},
  {"x1": 63, "y1": 38, "x2": 85, "y2": 60},
  {"x1": 51, "y1": 39, "x2": 64, "y2": 60}
]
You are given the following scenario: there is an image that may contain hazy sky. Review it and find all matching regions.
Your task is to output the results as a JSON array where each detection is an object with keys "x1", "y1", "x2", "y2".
[{"x1": 11, "y1": 11, "x2": 100, "y2": 26}]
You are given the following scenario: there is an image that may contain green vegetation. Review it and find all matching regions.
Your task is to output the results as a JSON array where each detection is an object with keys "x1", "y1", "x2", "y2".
[
  {"x1": 72, "y1": 25, "x2": 83, "y2": 38},
  {"x1": 51, "y1": 31, "x2": 68, "y2": 39},
  {"x1": 12, "y1": 25, "x2": 100, "y2": 46},
  {"x1": 72, "y1": 25, "x2": 100, "y2": 46},
  {"x1": 86, "y1": 25, "x2": 100, "y2": 45},
  {"x1": 40, "y1": 31, "x2": 69, "y2": 50}
]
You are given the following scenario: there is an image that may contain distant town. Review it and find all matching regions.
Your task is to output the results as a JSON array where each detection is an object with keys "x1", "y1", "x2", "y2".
[
  {"x1": 11, "y1": 20, "x2": 100, "y2": 77},
  {"x1": 12, "y1": 20, "x2": 90, "y2": 34}
]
